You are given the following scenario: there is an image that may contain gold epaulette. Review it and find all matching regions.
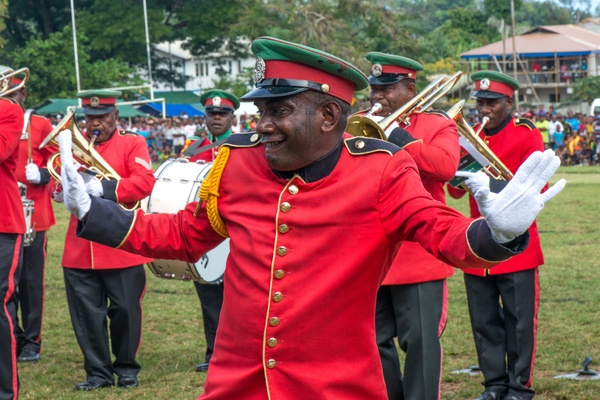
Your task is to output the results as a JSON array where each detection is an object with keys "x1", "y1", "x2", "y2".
[{"x1": 513, "y1": 118, "x2": 536, "y2": 130}]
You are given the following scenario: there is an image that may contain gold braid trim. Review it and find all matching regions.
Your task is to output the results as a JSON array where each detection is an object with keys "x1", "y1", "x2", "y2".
[{"x1": 193, "y1": 146, "x2": 230, "y2": 238}]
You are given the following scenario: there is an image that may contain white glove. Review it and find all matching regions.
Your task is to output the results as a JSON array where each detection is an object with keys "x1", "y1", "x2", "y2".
[
  {"x1": 52, "y1": 184, "x2": 64, "y2": 203},
  {"x1": 454, "y1": 170, "x2": 490, "y2": 194},
  {"x1": 80, "y1": 173, "x2": 104, "y2": 197},
  {"x1": 25, "y1": 163, "x2": 41, "y2": 184},
  {"x1": 59, "y1": 130, "x2": 91, "y2": 220},
  {"x1": 456, "y1": 149, "x2": 566, "y2": 243}
]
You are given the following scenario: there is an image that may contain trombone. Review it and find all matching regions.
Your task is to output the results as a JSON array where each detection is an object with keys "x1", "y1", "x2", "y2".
[
  {"x1": 39, "y1": 110, "x2": 140, "y2": 211},
  {"x1": 346, "y1": 71, "x2": 463, "y2": 140}
]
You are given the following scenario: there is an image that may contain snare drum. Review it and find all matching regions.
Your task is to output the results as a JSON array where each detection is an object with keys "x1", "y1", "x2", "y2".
[
  {"x1": 145, "y1": 158, "x2": 229, "y2": 284},
  {"x1": 22, "y1": 199, "x2": 36, "y2": 247}
]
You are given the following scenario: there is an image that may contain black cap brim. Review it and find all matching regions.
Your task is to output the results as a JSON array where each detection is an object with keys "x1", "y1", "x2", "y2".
[
  {"x1": 82, "y1": 106, "x2": 115, "y2": 115},
  {"x1": 205, "y1": 105, "x2": 234, "y2": 113},
  {"x1": 368, "y1": 73, "x2": 409, "y2": 86},
  {"x1": 472, "y1": 90, "x2": 507, "y2": 99},
  {"x1": 240, "y1": 86, "x2": 308, "y2": 102}
]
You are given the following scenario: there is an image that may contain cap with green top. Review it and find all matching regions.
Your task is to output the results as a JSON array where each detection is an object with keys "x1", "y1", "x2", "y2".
[
  {"x1": 471, "y1": 71, "x2": 520, "y2": 99},
  {"x1": 201, "y1": 89, "x2": 240, "y2": 112},
  {"x1": 77, "y1": 90, "x2": 121, "y2": 115},
  {"x1": 240, "y1": 36, "x2": 369, "y2": 104},
  {"x1": 364, "y1": 52, "x2": 424, "y2": 86}
]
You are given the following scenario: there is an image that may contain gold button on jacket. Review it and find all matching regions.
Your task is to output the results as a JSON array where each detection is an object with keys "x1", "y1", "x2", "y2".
[
  {"x1": 280, "y1": 202, "x2": 291, "y2": 212},
  {"x1": 278, "y1": 224, "x2": 289, "y2": 233},
  {"x1": 288, "y1": 185, "x2": 299, "y2": 195},
  {"x1": 274, "y1": 269, "x2": 285, "y2": 279},
  {"x1": 277, "y1": 246, "x2": 287, "y2": 256},
  {"x1": 269, "y1": 317, "x2": 280, "y2": 327},
  {"x1": 273, "y1": 292, "x2": 283, "y2": 302},
  {"x1": 267, "y1": 338, "x2": 278, "y2": 348},
  {"x1": 267, "y1": 359, "x2": 276, "y2": 369}
]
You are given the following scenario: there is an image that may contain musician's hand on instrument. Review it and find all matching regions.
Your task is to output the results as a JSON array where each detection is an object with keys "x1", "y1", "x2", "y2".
[
  {"x1": 384, "y1": 121, "x2": 400, "y2": 138},
  {"x1": 52, "y1": 184, "x2": 64, "y2": 203},
  {"x1": 454, "y1": 170, "x2": 490, "y2": 194},
  {"x1": 78, "y1": 172, "x2": 104, "y2": 197},
  {"x1": 471, "y1": 149, "x2": 565, "y2": 243},
  {"x1": 25, "y1": 163, "x2": 41, "y2": 184},
  {"x1": 59, "y1": 130, "x2": 91, "y2": 220}
]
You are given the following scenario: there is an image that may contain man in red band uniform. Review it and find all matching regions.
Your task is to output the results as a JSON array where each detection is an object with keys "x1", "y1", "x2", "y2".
[
  {"x1": 185, "y1": 90, "x2": 239, "y2": 372},
  {"x1": 61, "y1": 38, "x2": 562, "y2": 400},
  {"x1": 8, "y1": 73, "x2": 55, "y2": 364},
  {"x1": 0, "y1": 66, "x2": 26, "y2": 400},
  {"x1": 187, "y1": 90, "x2": 240, "y2": 164},
  {"x1": 447, "y1": 71, "x2": 544, "y2": 400},
  {"x1": 363, "y1": 53, "x2": 460, "y2": 400},
  {"x1": 58, "y1": 90, "x2": 155, "y2": 391}
]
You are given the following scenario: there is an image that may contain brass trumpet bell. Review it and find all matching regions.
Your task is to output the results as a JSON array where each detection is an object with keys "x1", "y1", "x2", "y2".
[{"x1": 40, "y1": 110, "x2": 140, "y2": 211}]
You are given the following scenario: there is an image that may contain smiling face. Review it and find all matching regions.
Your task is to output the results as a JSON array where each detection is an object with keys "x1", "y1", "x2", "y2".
[
  {"x1": 205, "y1": 110, "x2": 234, "y2": 137},
  {"x1": 85, "y1": 109, "x2": 119, "y2": 142},
  {"x1": 476, "y1": 96, "x2": 513, "y2": 130},
  {"x1": 254, "y1": 91, "x2": 343, "y2": 171},
  {"x1": 368, "y1": 80, "x2": 415, "y2": 117}
]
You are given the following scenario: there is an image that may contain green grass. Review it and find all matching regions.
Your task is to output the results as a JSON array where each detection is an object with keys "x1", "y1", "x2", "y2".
[{"x1": 17, "y1": 170, "x2": 600, "y2": 399}]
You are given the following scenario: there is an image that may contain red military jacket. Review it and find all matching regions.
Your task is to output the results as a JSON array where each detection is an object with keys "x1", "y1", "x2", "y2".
[
  {"x1": 188, "y1": 130, "x2": 232, "y2": 163},
  {"x1": 447, "y1": 116, "x2": 544, "y2": 276},
  {"x1": 382, "y1": 111, "x2": 460, "y2": 285},
  {"x1": 62, "y1": 129, "x2": 155, "y2": 269},
  {"x1": 16, "y1": 114, "x2": 56, "y2": 232},
  {"x1": 0, "y1": 98, "x2": 25, "y2": 234},
  {"x1": 79, "y1": 134, "x2": 523, "y2": 399}
]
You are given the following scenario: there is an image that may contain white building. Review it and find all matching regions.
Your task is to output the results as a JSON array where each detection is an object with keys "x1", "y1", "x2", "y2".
[{"x1": 152, "y1": 39, "x2": 256, "y2": 93}]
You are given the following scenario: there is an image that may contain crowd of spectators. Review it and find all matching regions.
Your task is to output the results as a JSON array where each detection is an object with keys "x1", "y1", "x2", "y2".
[{"x1": 466, "y1": 105, "x2": 600, "y2": 166}]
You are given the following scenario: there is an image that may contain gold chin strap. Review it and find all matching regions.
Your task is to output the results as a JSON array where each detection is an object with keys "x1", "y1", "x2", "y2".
[{"x1": 194, "y1": 146, "x2": 230, "y2": 238}]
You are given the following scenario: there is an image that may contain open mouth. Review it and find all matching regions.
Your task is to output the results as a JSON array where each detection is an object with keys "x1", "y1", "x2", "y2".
[{"x1": 264, "y1": 139, "x2": 284, "y2": 148}]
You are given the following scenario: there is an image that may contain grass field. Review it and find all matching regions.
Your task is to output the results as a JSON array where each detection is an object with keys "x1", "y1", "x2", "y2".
[{"x1": 16, "y1": 166, "x2": 600, "y2": 399}]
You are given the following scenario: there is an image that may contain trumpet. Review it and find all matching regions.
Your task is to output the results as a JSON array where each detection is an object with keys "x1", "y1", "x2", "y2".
[
  {"x1": 0, "y1": 67, "x2": 29, "y2": 97},
  {"x1": 39, "y1": 110, "x2": 140, "y2": 211},
  {"x1": 446, "y1": 100, "x2": 513, "y2": 190},
  {"x1": 346, "y1": 71, "x2": 463, "y2": 140}
]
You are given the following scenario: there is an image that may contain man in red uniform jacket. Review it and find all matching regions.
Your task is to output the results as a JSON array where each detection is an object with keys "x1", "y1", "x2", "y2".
[
  {"x1": 56, "y1": 90, "x2": 156, "y2": 391},
  {"x1": 8, "y1": 73, "x2": 56, "y2": 363},
  {"x1": 447, "y1": 71, "x2": 545, "y2": 400},
  {"x1": 363, "y1": 52, "x2": 460, "y2": 400},
  {"x1": 187, "y1": 89, "x2": 240, "y2": 164},
  {"x1": 61, "y1": 38, "x2": 563, "y2": 400},
  {"x1": 0, "y1": 66, "x2": 25, "y2": 400},
  {"x1": 184, "y1": 89, "x2": 239, "y2": 372}
]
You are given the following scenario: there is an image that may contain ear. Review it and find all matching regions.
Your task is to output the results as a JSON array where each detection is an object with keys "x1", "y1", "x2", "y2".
[
  {"x1": 407, "y1": 82, "x2": 416, "y2": 97},
  {"x1": 506, "y1": 96, "x2": 514, "y2": 109},
  {"x1": 318, "y1": 101, "x2": 342, "y2": 134}
]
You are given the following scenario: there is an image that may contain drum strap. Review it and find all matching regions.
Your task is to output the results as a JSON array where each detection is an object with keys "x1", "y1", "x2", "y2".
[{"x1": 193, "y1": 146, "x2": 230, "y2": 238}]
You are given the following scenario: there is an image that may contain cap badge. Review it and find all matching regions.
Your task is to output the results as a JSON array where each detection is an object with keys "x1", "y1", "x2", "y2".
[
  {"x1": 372, "y1": 63, "x2": 382, "y2": 77},
  {"x1": 254, "y1": 57, "x2": 266, "y2": 84},
  {"x1": 480, "y1": 78, "x2": 490, "y2": 91},
  {"x1": 321, "y1": 83, "x2": 330, "y2": 93},
  {"x1": 90, "y1": 96, "x2": 100, "y2": 107},
  {"x1": 213, "y1": 96, "x2": 222, "y2": 107}
]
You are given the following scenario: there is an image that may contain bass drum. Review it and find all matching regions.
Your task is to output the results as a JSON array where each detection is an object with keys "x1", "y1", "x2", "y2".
[{"x1": 145, "y1": 158, "x2": 229, "y2": 284}]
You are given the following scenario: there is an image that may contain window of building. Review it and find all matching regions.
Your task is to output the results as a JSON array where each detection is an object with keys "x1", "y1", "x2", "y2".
[{"x1": 196, "y1": 63, "x2": 200, "y2": 77}]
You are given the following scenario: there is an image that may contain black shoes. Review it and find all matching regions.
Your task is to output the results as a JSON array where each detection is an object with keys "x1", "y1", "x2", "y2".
[
  {"x1": 117, "y1": 375, "x2": 139, "y2": 388},
  {"x1": 17, "y1": 349, "x2": 40, "y2": 363},
  {"x1": 196, "y1": 362, "x2": 209, "y2": 372},
  {"x1": 74, "y1": 381, "x2": 114, "y2": 391},
  {"x1": 475, "y1": 388, "x2": 508, "y2": 400},
  {"x1": 504, "y1": 390, "x2": 533, "y2": 400}
]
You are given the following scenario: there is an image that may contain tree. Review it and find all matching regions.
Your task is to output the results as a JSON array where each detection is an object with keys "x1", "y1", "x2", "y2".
[
  {"x1": 4, "y1": 26, "x2": 142, "y2": 107},
  {"x1": 572, "y1": 75, "x2": 600, "y2": 105}
]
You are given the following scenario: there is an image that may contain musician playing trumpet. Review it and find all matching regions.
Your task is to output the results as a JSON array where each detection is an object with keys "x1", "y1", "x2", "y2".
[
  {"x1": 447, "y1": 71, "x2": 544, "y2": 400},
  {"x1": 51, "y1": 90, "x2": 155, "y2": 391},
  {"x1": 361, "y1": 53, "x2": 460, "y2": 400}
]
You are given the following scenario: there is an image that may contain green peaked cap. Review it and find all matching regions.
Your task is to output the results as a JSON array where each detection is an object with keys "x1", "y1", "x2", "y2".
[
  {"x1": 200, "y1": 89, "x2": 240, "y2": 111},
  {"x1": 241, "y1": 36, "x2": 369, "y2": 103},
  {"x1": 76, "y1": 89, "x2": 122, "y2": 99},
  {"x1": 364, "y1": 52, "x2": 423, "y2": 85},
  {"x1": 77, "y1": 90, "x2": 121, "y2": 115},
  {"x1": 364, "y1": 52, "x2": 424, "y2": 72},
  {"x1": 471, "y1": 70, "x2": 519, "y2": 99}
]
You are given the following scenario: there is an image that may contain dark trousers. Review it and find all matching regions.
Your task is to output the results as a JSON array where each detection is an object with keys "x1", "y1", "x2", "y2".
[
  {"x1": 464, "y1": 269, "x2": 539, "y2": 399},
  {"x1": 375, "y1": 279, "x2": 447, "y2": 400},
  {"x1": 193, "y1": 282, "x2": 224, "y2": 364},
  {"x1": 64, "y1": 265, "x2": 146, "y2": 384},
  {"x1": 15, "y1": 231, "x2": 47, "y2": 355},
  {"x1": 0, "y1": 233, "x2": 22, "y2": 400}
]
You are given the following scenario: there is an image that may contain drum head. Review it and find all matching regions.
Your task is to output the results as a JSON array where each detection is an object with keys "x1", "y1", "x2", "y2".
[{"x1": 194, "y1": 239, "x2": 229, "y2": 284}]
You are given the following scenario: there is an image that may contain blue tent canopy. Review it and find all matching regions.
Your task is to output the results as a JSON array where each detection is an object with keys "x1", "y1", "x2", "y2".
[{"x1": 138, "y1": 103, "x2": 205, "y2": 117}]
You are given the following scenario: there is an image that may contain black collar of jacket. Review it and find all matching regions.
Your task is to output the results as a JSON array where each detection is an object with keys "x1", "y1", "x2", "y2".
[
  {"x1": 483, "y1": 114, "x2": 512, "y2": 136},
  {"x1": 273, "y1": 138, "x2": 344, "y2": 183}
]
